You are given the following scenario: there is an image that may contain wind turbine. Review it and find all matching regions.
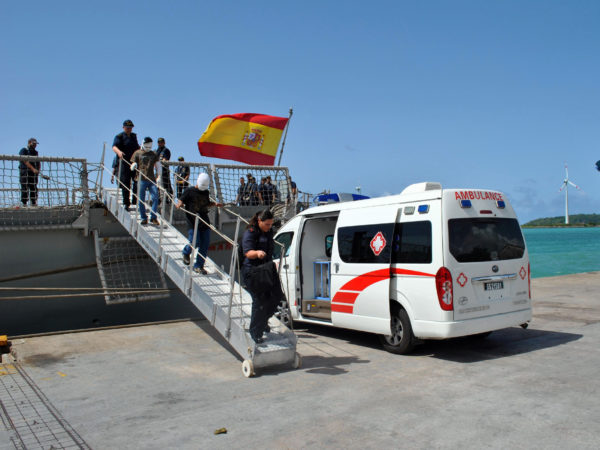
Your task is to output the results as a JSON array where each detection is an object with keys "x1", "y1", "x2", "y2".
[{"x1": 558, "y1": 164, "x2": 581, "y2": 224}]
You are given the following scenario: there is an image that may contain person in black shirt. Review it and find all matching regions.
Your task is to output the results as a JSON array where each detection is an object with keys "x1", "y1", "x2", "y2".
[
  {"x1": 156, "y1": 137, "x2": 173, "y2": 201},
  {"x1": 174, "y1": 157, "x2": 190, "y2": 199},
  {"x1": 18, "y1": 138, "x2": 41, "y2": 207},
  {"x1": 242, "y1": 209, "x2": 284, "y2": 343},
  {"x1": 112, "y1": 119, "x2": 140, "y2": 210},
  {"x1": 176, "y1": 173, "x2": 222, "y2": 274}
]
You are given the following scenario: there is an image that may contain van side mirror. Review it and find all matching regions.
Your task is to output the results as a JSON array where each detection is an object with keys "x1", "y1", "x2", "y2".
[{"x1": 325, "y1": 235, "x2": 333, "y2": 258}]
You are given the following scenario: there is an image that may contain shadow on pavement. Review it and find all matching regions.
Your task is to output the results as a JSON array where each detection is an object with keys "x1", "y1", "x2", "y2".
[{"x1": 414, "y1": 327, "x2": 583, "y2": 363}]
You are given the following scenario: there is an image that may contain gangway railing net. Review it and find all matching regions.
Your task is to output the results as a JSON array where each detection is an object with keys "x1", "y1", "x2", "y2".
[
  {"x1": 94, "y1": 234, "x2": 169, "y2": 304},
  {"x1": 0, "y1": 155, "x2": 99, "y2": 227},
  {"x1": 165, "y1": 162, "x2": 295, "y2": 214}
]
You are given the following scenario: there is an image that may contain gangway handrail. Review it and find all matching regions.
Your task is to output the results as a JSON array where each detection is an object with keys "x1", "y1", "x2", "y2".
[{"x1": 104, "y1": 157, "x2": 291, "y2": 351}]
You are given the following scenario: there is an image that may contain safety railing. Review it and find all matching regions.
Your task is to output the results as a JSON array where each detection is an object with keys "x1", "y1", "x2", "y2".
[
  {"x1": 104, "y1": 156, "x2": 292, "y2": 342},
  {"x1": 0, "y1": 155, "x2": 97, "y2": 231}
]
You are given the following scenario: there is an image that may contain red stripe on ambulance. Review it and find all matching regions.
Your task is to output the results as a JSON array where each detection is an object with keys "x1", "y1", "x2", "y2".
[{"x1": 331, "y1": 268, "x2": 435, "y2": 314}]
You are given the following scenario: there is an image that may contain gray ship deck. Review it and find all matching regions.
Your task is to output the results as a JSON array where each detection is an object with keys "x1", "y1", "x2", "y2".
[{"x1": 2, "y1": 272, "x2": 599, "y2": 449}]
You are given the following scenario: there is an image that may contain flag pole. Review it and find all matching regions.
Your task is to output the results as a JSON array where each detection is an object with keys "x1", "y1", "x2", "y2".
[{"x1": 276, "y1": 107, "x2": 293, "y2": 166}]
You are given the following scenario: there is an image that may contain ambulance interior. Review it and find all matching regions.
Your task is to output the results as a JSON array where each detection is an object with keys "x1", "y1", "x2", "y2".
[{"x1": 299, "y1": 215, "x2": 339, "y2": 321}]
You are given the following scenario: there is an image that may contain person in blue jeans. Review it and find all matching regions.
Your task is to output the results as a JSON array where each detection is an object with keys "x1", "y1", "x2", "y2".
[
  {"x1": 176, "y1": 173, "x2": 222, "y2": 274},
  {"x1": 130, "y1": 137, "x2": 160, "y2": 225}
]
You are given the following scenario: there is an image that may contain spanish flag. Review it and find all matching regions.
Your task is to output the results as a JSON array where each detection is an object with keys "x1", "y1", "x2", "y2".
[{"x1": 198, "y1": 113, "x2": 289, "y2": 165}]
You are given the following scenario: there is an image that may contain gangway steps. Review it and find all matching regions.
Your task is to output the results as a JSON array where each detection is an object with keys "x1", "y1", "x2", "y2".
[{"x1": 101, "y1": 188, "x2": 298, "y2": 376}]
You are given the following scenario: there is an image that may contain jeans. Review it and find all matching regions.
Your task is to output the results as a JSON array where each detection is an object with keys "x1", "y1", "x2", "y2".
[
  {"x1": 138, "y1": 179, "x2": 159, "y2": 220},
  {"x1": 183, "y1": 227, "x2": 210, "y2": 268}
]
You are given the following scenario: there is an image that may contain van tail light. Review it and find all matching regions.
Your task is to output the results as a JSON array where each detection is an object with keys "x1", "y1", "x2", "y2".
[
  {"x1": 436, "y1": 267, "x2": 453, "y2": 311},
  {"x1": 528, "y1": 262, "x2": 531, "y2": 299}
]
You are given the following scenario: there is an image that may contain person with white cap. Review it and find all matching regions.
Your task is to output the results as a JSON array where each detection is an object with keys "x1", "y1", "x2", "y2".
[{"x1": 176, "y1": 172, "x2": 223, "y2": 274}]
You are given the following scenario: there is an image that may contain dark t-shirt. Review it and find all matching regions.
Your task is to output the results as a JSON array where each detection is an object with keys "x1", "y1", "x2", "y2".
[
  {"x1": 131, "y1": 149, "x2": 159, "y2": 182},
  {"x1": 113, "y1": 131, "x2": 140, "y2": 160},
  {"x1": 242, "y1": 226, "x2": 274, "y2": 268},
  {"x1": 19, "y1": 146, "x2": 40, "y2": 173},
  {"x1": 179, "y1": 187, "x2": 212, "y2": 230},
  {"x1": 175, "y1": 164, "x2": 190, "y2": 183},
  {"x1": 156, "y1": 146, "x2": 171, "y2": 178}
]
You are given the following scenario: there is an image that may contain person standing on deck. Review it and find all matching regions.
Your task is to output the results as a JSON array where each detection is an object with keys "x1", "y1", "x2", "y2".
[
  {"x1": 156, "y1": 137, "x2": 173, "y2": 201},
  {"x1": 18, "y1": 138, "x2": 42, "y2": 207},
  {"x1": 112, "y1": 119, "x2": 141, "y2": 210},
  {"x1": 174, "y1": 156, "x2": 190, "y2": 199}
]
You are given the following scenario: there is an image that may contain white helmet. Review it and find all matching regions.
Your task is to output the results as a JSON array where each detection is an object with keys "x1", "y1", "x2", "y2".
[{"x1": 197, "y1": 173, "x2": 210, "y2": 190}]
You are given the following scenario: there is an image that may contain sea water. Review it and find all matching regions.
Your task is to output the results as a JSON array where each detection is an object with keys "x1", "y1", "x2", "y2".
[{"x1": 523, "y1": 227, "x2": 600, "y2": 278}]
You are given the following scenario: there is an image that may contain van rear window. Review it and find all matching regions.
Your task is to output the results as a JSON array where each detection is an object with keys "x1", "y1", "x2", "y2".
[{"x1": 449, "y1": 218, "x2": 525, "y2": 262}]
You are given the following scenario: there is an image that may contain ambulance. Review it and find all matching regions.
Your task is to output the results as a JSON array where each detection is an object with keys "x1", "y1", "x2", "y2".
[{"x1": 273, "y1": 182, "x2": 531, "y2": 354}]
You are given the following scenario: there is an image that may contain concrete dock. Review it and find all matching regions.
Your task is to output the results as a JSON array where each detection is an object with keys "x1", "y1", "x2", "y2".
[{"x1": 2, "y1": 272, "x2": 600, "y2": 449}]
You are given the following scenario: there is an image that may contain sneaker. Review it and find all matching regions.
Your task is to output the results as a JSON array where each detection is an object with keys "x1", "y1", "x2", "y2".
[
  {"x1": 140, "y1": 219, "x2": 148, "y2": 225},
  {"x1": 150, "y1": 218, "x2": 160, "y2": 226},
  {"x1": 183, "y1": 254, "x2": 191, "y2": 265},
  {"x1": 253, "y1": 336, "x2": 264, "y2": 344},
  {"x1": 193, "y1": 267, "x2": 208, "y2": 275}
]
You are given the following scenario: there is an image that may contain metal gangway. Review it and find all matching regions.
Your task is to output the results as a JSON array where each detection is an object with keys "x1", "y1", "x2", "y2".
[{"x1": 101, "y1": 158, "x2": 299, "y2": 377}]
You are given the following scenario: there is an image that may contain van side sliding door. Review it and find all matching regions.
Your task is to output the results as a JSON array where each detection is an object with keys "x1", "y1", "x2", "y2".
[{"x1": 331, "y1": 206, "x2": 400, "y2": 334}]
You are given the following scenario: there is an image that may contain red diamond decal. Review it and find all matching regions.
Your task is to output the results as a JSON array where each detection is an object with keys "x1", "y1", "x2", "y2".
[
  {"x1": 370, "y1": 232, "x2": 387, "y2": 256},
  {"x1": 520, "y1": 267, "x2": 527, "y2": 280},
  {"x1": 457, "y1": 273, "x2": 468, "y2": 287}
]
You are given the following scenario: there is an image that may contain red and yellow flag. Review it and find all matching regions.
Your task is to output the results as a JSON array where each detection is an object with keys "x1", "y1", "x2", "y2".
[{"x1": 198, "y1": 113, "x2": 289, "y2": 165}]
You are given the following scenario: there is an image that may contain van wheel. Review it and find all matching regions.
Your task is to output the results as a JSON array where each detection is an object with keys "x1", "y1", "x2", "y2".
[{"x1": 379, "y1": 308, "x2": 415, "y2": 354}]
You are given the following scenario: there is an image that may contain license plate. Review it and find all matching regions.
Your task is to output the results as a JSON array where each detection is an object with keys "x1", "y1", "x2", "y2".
[{"x1": 484, "y1": 281, "x2": 504, "y2": 291}]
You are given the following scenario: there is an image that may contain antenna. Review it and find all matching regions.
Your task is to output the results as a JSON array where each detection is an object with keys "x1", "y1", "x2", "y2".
[{"x1": 558, "y1": 164, "x2": 582, "y2": 224}]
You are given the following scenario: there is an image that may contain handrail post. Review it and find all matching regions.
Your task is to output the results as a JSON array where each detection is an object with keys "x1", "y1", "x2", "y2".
[
  {"x1": 188, "y1": 215, "x2": 199, "y2": 293},
  {"x1": 158, "y1": 184, "x2": 166, "y2": 261},
  {"x1": 98, "y1": 142, "x2": 106, "y2": 197},
  {"x1": 80, "y1": 160, "x2": 91, "y2": 236},
  {"x1": 116, "y1": 157, "x2": 122, "y2": 210},
  {"x1": 169, "y1": 193, "x2": 175, "y2": 224},
  {"x1": 226, "y1": 216, "x2": 242, "y2": 338},
  {"x1": 135, "y1": 167, "x2": 141, "y2": 230}
]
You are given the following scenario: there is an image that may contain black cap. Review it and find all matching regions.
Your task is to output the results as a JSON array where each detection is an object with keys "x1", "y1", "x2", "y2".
[
  {"x1": 143, "y1": 137, "x2": 153, "y2": 144},
  {"x1": 178, "y1": 156, "x2": 184, "y2": 161},
  {"x1": 123, "y1": 119, "x2": 134, "y2": 127},
  {"x1": 157, "y1": 137, "x2": 165, "y2": 143}
]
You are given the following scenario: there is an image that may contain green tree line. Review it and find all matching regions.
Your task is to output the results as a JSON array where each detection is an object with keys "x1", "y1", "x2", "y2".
[{"x1": 524, "y1": 214, "x2": 600, "y2": 227}]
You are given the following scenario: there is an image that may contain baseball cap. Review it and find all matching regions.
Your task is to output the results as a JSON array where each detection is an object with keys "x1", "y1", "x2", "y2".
[
  {"x1": 123, "y1": 119, "x2": 134, "y2": 127},
  {"x1": 157, "y1": 137, "x2": 165, "y2": 143},
  {"x1": 178, "y1": 156, "x2": 184, "y2": 161},
  {"x1": 143, "y1": 137, "x2": 153, "y2": 144}
]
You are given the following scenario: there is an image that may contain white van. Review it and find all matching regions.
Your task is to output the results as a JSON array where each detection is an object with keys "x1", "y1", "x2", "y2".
[{"x1": 273, "y1": 182, "x2": 531, "y2": 354}]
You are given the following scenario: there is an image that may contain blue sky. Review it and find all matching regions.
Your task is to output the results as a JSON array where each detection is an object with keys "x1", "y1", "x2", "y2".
[{"x1": 2, "y1": 0, "x2": 599, "y2": 222}]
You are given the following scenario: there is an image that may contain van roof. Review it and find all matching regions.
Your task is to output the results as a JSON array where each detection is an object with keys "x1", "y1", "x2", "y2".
[
  {"x1": 299, "y1": 182, "x2": 443, "y2": 216},
  {"x1": 298, "y1": 182, "x2": 506, "y2": 217}
]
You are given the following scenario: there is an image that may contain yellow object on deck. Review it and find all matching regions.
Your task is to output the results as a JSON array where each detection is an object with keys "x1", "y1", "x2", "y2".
[{"x1": 0, "y1": 335, "x2": 7, "y2": 346}]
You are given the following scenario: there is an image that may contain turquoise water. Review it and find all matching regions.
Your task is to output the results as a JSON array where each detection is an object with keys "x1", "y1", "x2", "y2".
[{"x1": 523, "y1": 227, "x2": 600, "y2": 278}]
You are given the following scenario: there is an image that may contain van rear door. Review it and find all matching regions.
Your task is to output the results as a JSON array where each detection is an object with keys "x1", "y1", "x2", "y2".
[
  {"x1": 443, "y1": 190, "x2": 530, "y2": 322},
  {"x1": 330, "y1": 206, "x2": 400, "y2": 334}
]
